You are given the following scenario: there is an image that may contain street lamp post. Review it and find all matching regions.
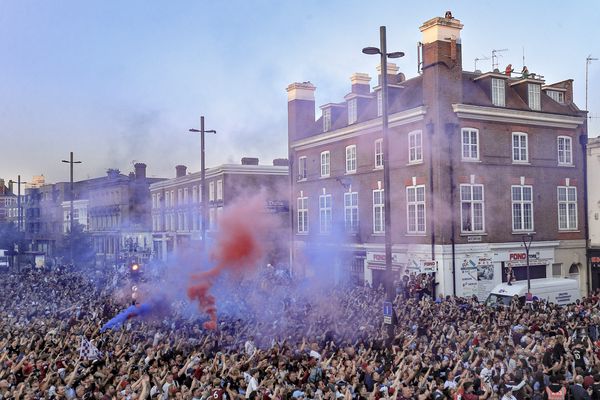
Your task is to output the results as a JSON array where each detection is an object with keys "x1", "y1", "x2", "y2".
[
  {"x1": 62, "y1": 152, "x2": 82, "y2": 265},
  {"x1": 522, "y1": 233, "x2": 533, "y2": 293},
  {"x1": 8, "y1": 175, "x2": 28, "y2": 232},
  {"x1": 363, "y1": 27, "x2": 404, "y2": 302},
  {"x1": 189, "y1": 116, "x2": 216, "y2": 253}
]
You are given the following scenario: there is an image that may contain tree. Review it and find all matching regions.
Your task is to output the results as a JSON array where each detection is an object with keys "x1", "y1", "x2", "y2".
[
  {"x1": 0, "y1": 222, "x2": 27, "y2": 251},
  {"x1": 55, "y1": 223, "x2": 95, "y2": 267}
]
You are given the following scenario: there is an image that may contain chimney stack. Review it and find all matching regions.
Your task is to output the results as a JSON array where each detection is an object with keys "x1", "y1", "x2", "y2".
[
  {"x1": 273, "y1": 158, "x2": 289, "y2": 166},
  {"x1": 241, "y1": 157, "x2": 259, "y2": 166},
  {"x1": 134, "y1": 163, "x2": 147, "y2": 180},
  {"x1": 419, "y1": 13, "x2": 463, "y2": 70},
  {"x1": 287, "y1": 82, "x2": 316, "y2": 142},
  {"x1": 7, "y1": 180, "x2": 13, "y2": 194},
  {"x1": 175, "y1": 165, "x2": 187, "y2": 178},
  {"x1": 0, "y1": 179, "x2": 4, "y2": 195},
  {"x1": 376, "y1": 63, "x2": 401, "y2": 85},
  {"x1": 350, "y1": 73, "x2": 371, "y2": 94}
]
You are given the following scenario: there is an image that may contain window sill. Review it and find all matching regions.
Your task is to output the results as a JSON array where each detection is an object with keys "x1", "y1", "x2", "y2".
[
  {"x1": 345, "y1": 171, "x2": 356, "y2": 175},
  {"x1": 461, "y1": 159, "x2": 481, "y2": 163},
  {"x1": 511, "y1": 231, "x2": 536, "y2": 235},
  {"x1": 319, "y1": 175, "x2": 330, "y2": 179},
  {"x1": 372, "y1": 232, "x2": 385, "y2": 236},
  {"x1": 297, "y1": 178, "x2": 308, "y2": 182},
  {"x1": 407, "y1": 160, "x2": 424, "y2": 166},
  {"x1": 460, "y1": 232, "x2": 487, "y2": 236},
  {"x1": 558, "y1": 229, "x2": 580, "y2": 233},
  {"x1": 373, "y1": 166, "x2": 384, "y2": 171},
  {"x1": 296, "y1": 232, "x2": 309, "y2": 236},
  {"x1": 512, "y1": 161, "x2": 530, "y2": 165},
  {"x1": 557, "y1": 164, "x2": 575, "y2": 168},
  {"x1": 406, "y1": 233, "x2": 427, "y2": 236}
]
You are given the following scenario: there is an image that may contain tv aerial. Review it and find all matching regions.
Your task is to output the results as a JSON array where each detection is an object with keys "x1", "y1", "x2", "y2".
[{"x1": 491, "y1": 49, "x2": 508, "y2": 70}]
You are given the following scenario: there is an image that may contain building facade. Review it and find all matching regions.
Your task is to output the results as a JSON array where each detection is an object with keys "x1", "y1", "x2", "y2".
[
  {"x1": 0, "y1": 179, "x2": 17, "y2": 224},
  {"x1": 287, "y1": 13, "x2": 588, "y2": 297},
  {"x1": 587, "y1": 138, "x2": 600, "y2": 290},
  {"x1": 149, "y1": 159, "x2": 289, "y2": 262}
]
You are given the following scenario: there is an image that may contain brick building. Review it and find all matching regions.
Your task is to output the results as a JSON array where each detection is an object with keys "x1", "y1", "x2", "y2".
[
  {"x1": 287, "y1": 13, "x2": 588, "y2": 298},
  {"x1": 0, "y1": 179, "x2": 17, "y2": 224},
  {"x1": 149, "y1": 158, "x2": 289, "y2": 262}
]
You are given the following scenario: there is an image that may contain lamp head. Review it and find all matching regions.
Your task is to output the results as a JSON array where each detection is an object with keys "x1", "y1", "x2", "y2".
[{"x1": 362, "y1": 47, "x2": 380, "y2": 55}]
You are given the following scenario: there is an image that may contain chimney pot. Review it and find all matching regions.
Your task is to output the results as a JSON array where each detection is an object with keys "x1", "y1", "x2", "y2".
[{"x1": 272, "y1": 158, "x2": 289, "y2": 166}]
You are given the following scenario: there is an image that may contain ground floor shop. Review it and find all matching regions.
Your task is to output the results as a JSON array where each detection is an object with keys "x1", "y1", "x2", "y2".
[{"x1": 292, "y1": 239, "x2": 587, "y2": 299}]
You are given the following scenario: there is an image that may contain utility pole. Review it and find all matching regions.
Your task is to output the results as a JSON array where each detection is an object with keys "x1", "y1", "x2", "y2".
[
  {"x1": 586, "y1": 55, "x2": 597, "y2": 116},
  {"x1": 62, "y1": 152, "x2": 82, "y2": 265},
  {"x1": 189, "y1": 117, "x2": 216, "y2": 253}
]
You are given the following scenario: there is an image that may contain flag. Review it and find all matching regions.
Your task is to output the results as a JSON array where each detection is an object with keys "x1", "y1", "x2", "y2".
[{"x1": 79, "y1": 337, "x2": 102, "y2": 360}]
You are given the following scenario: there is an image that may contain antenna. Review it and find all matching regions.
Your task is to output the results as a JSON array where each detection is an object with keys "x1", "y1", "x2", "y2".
[
  {"x1": 491, "y1": 48, "x2": 508, "y2": 70},
  {"x1": 522, "y1": 47, "x2": 525, "y2": 69},
  {"x1": 586, "y1": 54, "x2": 598, "y2": 114},
  {"x1": 474, "y1": 56, "x2": 490, "y2": 71}
]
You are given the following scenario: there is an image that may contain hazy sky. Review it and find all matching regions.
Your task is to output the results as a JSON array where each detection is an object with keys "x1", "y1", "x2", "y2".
[{"x1": 1, "y1": 1, "x2": 599, "y2": 186}]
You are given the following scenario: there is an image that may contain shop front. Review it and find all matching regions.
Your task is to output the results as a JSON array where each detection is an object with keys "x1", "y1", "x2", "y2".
[{"x1": 590, "y1": 250, "x2": 600, "y2": 291}]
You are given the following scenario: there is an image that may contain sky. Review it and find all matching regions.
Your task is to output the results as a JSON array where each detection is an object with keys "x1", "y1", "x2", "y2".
[{"x1": 1, "y1": 1, "x2": 599, "y2": 187}]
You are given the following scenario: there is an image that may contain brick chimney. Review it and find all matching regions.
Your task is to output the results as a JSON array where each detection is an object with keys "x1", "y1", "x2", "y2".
[
  {"x1": 273, "y1": 158, "x2": 289, "y2": 166},
  {"x1": 175, "y1": 165, "x2": 187, "y2": 178},
  {"x1": 376, "y1": 63, "x2": 400, "y2": 86},
  {"x1": 350, "y1": 73, "x2": 371, "y2": 94},
  {"x1": 134, "y1": 163, "x2": 147, "y2": 180},
  {"x1": 287, "y1": 82, "x2": 316, "y2": 142},
  {"x1": 8, "y1": 180, "x2": 13, "y2": 194},
  {"x1": 0, "y1": 179, "x2": 4, "y2": 195},
  {"x1": 241, "y1": 157, "x2": 259, "y2": 166},
  {"x1": 420, "y1": 13, "x2": 463, "y2": 71},
  {"x1": 420, "y1": 12, "x2": 464, "y2": 115}
]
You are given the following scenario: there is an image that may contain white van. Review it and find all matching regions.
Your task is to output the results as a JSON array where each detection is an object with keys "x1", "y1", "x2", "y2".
[{"x1": 485, "y1": 278, "x2": 580, "y2": 307}]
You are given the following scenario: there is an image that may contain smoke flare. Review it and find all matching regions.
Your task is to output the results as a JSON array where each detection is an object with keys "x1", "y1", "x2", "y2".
[{"x1": 187, "y1": 194, "x2": 277, "y2": 329}]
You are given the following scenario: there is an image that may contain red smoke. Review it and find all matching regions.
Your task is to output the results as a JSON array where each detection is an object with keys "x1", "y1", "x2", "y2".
[{"x1": 187, "y1": 195, "x2": 277, "y2": 330}]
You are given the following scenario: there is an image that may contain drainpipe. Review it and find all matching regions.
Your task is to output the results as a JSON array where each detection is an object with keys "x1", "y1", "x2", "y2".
[
  {"x1": 446, "y1": 123, "x2": 457, "y2": 296},
  {"x1": 581, "y1": 133, "x2": 590, "y2": 294},
  {"x1": 428, "y1": 122, "x2": 435, "y2": 261}
]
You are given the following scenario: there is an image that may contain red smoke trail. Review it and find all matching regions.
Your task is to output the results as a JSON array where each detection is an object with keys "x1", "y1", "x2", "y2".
[{"x1": 187, "y1": 195, "x2": 276, "y2": 330}]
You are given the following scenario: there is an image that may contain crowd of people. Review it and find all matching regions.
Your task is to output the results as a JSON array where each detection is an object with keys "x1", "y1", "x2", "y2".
[{"x1": 2, "y1": 264, "x2": 600, "y2": 400}]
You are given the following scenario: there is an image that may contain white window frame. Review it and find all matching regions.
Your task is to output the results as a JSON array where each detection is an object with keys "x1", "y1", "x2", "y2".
[
  {"x1": 547, "y1": 90, "x2": 565, "y2": 104},
  {"x1": 373, "y1": 189, "x2": 384, "y2": 234},
  {"x1": 319, "y1": 194, "x2": 332, "y2": 234},
  {"x1": 344, "y1": 192, "x2": 359, "y2": 233},
  {"x1": 528, "y1": 83, "x2": 541, "y2": 111},
  {"x1": 374, "y1": 139, "x2": 383, "y2": 169},
  {"x1": 511, "y1": 185, "x2": 534, "y2": 232},
  {"x1": 376, "y1": 90, "x2": 383, "y2": 117},
  {"x1": 558, "y1": 186, "x2": 577, "y2": 230},
  {"x1": 408, "y1": 130, "x2": 423, "y2": 164},
  {"x1": 460, "y1": 184, "x2": 485, "y2": 233},
  {"x1": 557, "y1": 136, "x2": 573, "y2": 166},
  {"x1": 297, "y1": 195, "x2": 309, "y2": 233},
  {"x1": 216, "y1": 180, "x2": 223, "y2": 200},
  {"x1": 209, "y1": 182, "x2": 215, "y2": 201},
  {"x1": 345, "y1": 145, "x2": 357, "y2": 174},
  {"x1": 512, "y1": 132, "x2": 529, "y2": 163},
  {"x1": 347, "y1": 98, "x2": 357, "y2": 124},
  {"x1": 406, "y1": 185, "x2": 426, "y2": 234},
  {"x1": 461, "y1": 128, "x2": 479, "y2": 161},
  {"x1": 323, "y1": 108, "x2": 331, "y2": 132},
  {"x1": 320, "y1": 151, "x2": 330, "y2": 177},
  {"x1": 298, "y1": 156, "x2": 307, "y2": 180},
  {"x1": 491, "y1": 78, "x2": 505, "y2": 107}
]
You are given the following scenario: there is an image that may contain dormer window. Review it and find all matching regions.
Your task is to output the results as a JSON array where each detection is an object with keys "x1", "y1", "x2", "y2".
[
  {"x1": 348, "y1": 98, "x2": 357, "y2": 124},
  {"x1": 323, "y1": 108, "x2": 331, "y2": 132},
  {"x1": 547, "y1": 90, "x2": 564, "y2": 104},
  {"x1": 528, "y1": 84, "x2": 541, "y2": 111},
  {"x1": 491, "y1": 78, "x2": 505, "y2": 107}
]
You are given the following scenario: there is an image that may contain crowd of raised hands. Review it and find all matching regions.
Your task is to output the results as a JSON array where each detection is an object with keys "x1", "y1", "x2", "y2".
[{"x1": 2, "y1": 265, "x2": 600, "y2": 399}]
